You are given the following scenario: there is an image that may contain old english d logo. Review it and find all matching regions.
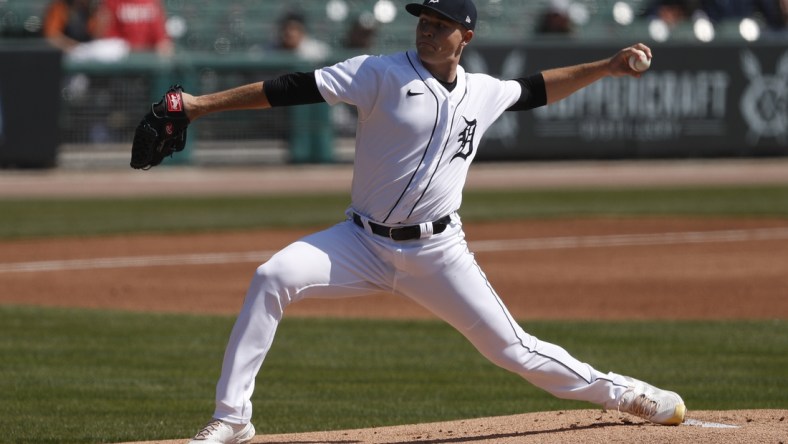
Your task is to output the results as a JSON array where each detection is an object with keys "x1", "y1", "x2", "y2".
[
  {"x1": 452, "y1": 117, "x2": 477, "y2": 161},
  {"x1": 167, "y1": 92, "x2": 182, "y2": 112}
]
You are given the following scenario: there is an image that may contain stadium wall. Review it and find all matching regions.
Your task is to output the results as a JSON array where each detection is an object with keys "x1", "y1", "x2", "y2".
[{"x1": 1, "y1": 40, "x2": 787, "y2": 168}]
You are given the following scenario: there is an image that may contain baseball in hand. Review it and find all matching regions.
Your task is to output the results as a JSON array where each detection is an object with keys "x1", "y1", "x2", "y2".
[{"x1": 628, "y1": 50, "x2": 651, "y2": 72}]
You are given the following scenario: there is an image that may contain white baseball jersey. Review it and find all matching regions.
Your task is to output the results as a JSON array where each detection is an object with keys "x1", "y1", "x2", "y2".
[
  {"x1": 315, "y1": 49, "x2": 521, "y2": 225},
  {"x1": 210, "y1": 48, "x2": 637, "y2": 427}
]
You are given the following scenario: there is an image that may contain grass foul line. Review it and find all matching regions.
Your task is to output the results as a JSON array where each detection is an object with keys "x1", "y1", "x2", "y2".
[
  {"x1": 0, "y1": 250, "x2": 277, "y2": 273},
  {"x1": 2, "y1": 227, "x2": 788, "y2": 274}
]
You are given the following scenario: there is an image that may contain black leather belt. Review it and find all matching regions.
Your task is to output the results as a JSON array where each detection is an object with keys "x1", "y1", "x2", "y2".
[{"x1": 352, "y1": 213, "x2": 452, "y2": 241}]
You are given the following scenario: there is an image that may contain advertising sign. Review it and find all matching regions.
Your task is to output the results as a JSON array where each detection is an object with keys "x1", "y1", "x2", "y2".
[{"x1": 463, "y1": 42, "x2": 788, "y2": 160}]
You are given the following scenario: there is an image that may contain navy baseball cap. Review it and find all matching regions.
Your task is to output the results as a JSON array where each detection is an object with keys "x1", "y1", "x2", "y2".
[{"x1": 406, "y1": 0, "x2": 477, "y2": 30}]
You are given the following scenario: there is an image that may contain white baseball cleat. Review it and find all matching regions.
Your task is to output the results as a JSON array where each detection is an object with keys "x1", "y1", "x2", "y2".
[
  {"x1": 618, "y1": 376, "x2": 686, "y2": 425},
  {"x1": 188, "y1": 418, "x2": 255, "y2": 444}
]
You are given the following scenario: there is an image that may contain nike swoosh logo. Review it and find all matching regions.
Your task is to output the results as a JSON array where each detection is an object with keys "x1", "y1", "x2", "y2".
[{"x1": 407, "y1": 89, "x2": 424, "y2": 97}]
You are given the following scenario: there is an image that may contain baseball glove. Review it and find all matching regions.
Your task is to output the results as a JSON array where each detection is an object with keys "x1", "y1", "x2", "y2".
[{"x1": 130, "y1": 84, "x2": 190, "y2": 169}]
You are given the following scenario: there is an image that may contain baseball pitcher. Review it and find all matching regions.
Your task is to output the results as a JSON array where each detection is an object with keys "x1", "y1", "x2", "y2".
[{"x1": 131, "y1": 1, "x2": 682, "y2": 442}]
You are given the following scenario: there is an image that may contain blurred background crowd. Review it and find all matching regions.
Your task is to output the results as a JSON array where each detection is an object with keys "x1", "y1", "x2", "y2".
[
  {"x1": 2, "y1": 0, "x2": 786, "y2": 59},
  {"x1": 0, "y1": 0, "x2": 787, "y2": 168}
]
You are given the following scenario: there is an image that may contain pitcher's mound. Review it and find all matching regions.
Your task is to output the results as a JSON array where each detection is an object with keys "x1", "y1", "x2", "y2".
[{"x1": 128, "y1": 409, "x2": 786, "y2": 443}]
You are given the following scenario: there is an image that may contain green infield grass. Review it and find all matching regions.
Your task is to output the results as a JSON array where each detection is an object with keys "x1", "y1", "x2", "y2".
[
  {"x1": 0, "y1": 305, "x2": 786, "y2": 443},
  {"x1": 0, "y1": 185, "x2": 787, "y2": 239}
]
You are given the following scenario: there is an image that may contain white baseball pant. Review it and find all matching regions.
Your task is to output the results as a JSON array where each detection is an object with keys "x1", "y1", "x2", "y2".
[{"x1": 212, "y1": 214, "x2": 630, "y2": 423}]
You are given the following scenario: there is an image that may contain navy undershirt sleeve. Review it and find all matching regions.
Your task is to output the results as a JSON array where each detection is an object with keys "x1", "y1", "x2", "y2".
[
  {"x1": 506, "y1": 73, "x2": 547, "y2": 111},
  {"x1": 264, "y1": 71, "x2": 326, "y2": 107}
]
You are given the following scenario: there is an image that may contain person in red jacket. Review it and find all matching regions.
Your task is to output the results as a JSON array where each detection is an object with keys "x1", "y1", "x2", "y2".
[{"x1": 97, "y1": 0, "x2": 173, "y2": 56}]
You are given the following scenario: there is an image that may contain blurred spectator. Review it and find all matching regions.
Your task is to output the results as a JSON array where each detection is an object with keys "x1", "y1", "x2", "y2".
[
  {"x1": 642, "y1": 0, "x2": 702, "y2": 26},
  {"x1": 536, "y1": 0, "x2": 573, "y2": 34},
  {"x1": 782, "y1": 0, "x2": 788, "y2": 21},
  {"x1": 783, "y1": 0, "x2": 788, "y2": 26},
  {"x1": 701, "y1": 0, "x2": 786, "y2": 29},
  {"x1": 97, "y1": 0, "x2": 174, "y2": 57},
  {"x1": 333, "y1": 13, "x2": 379, "y2": 137},
  {"x1": 342, "y1": 12, "x2": 378, "y2": 50},
  {"x1": 272, "y1": 10, "x2": 331, "y2": 62},
  {"x1": 43, "y1": 0, "x2": 101, "y2": 52}
]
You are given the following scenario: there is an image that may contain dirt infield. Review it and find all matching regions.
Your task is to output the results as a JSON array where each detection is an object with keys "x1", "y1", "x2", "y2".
[
  {"x1": 3, "y1": 218, "x2": 788, "y2": 320},
  {"x1": 3, "y1": 158, "x2": 788, "y2": 198},
  {"x1": 2, "y1": 160, "x2": 787, "y2": 443}
]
